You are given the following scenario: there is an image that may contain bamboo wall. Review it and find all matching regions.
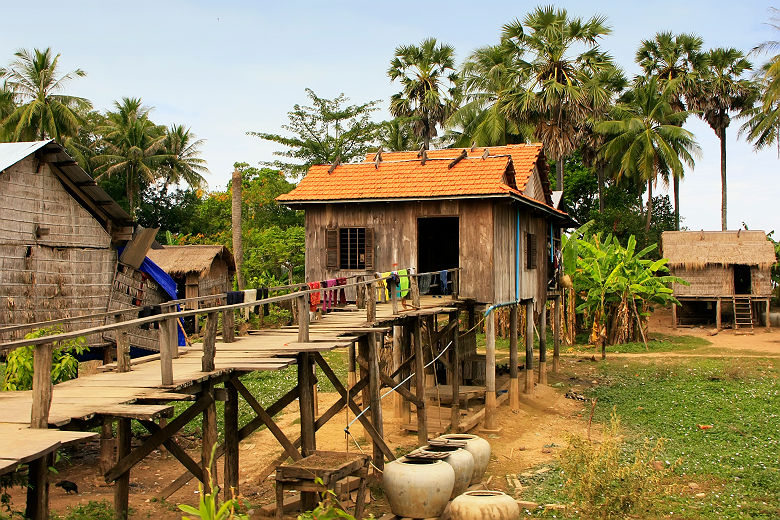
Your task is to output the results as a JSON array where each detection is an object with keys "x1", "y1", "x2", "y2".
[
  {"x1": 0, "y1": 157, "x2": 116, "y2": 342},
  {"x1": 671, "y1": 265, "x2": 773, "y2": 297}
]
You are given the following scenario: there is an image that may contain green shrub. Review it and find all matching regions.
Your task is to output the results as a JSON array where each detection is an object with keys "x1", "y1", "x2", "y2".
[
  {"x1": 1, "y1": 327, "x2": 87, "y2": 391},
  {"x1": 559, "y1": 412, "x2": 676, "y2": 519},
  {"x1": 56, "y1": 500, "x2": 117, "y2": 520}
]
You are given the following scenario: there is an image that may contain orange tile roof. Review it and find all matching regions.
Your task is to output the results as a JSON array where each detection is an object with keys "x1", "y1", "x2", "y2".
[
  {"x1": 362, "y1": 143, "x2": 544, "y2": 192},
  {"x1": 276, "y1": 155, "x2": 518, "y2": 202}
]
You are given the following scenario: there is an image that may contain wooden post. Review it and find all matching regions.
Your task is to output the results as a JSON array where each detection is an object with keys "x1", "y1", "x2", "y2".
[
  {"x1": 452, "y1": 270, "x2": 459, "y2": 300},
  {"x1": 114, "y1": 418, "x2": 131, "y2": 520},
  {"x1": 159, "y1": 318, "x2": 174, "y2": 386},
  {"x1": 672, "y1": 303, "x2": 678, "y2": 330},
  {"x1": 31, "y1": 343, "x2": 53, "y2": 429},
  {"x1": 410, "y1": 276, "x2": 421, "y2": 308},
  {"x1": 224, "y1": 380, "x2": 239, "y2": 501},
  {"x1": 222, "y1": 309, "x2": 235, "y2": 343},
  {"x1": 368, "y1": 332, "x2": 384, "y2": 473},
  {"x1": 116, "y1": 319, "x2": 131, "y2": 373},
  {"x1": 716, "y1": 299, "x2": 722, "y2": 331},
  {"x1": 169, "y1": 310, "x2": 180, "y2": 359},
  {"x1": 348, "y1": 342, "x2": 357, "y2": 389},
  {"x1": 449, "y1": 310, "x2": 460, "y2": 431},
  {"x1": 26, "y1": 454, "x2": 51, "y2": 520},
  {"x1": 356, "y1": 276, "x2": 366, "y2": 309},
  {"x1": 538, "y1": 302, "x2": 548, "y2": 385},
  {"x1": 298, "y1": 352, "x2": 317, "y2": 510},
  {"x1": 202, "y1": 312, "x2": 218, "y2": 372},
  {"x1": 413, "y1": 317, "x2": 427, "y2": 444},
  {"x1": 484, "y1": 310, "x2": 497, "y2": 430},
  {"x1": 390, "y1": 278, "x2": 399, "y2": 315},
  {"x1": 99, "y1": 419, "x2": 115, "y2": 474},
  {"x1": 553, "y1": 296, "x2": 561, "y2": 373},
  {"x1": 525, "y1": 300, "x2": 534, "y2": 394},
  {"x1": 393, "y1": 326, "x2": 403, "y2": 418},
  {"x1": 202, "y1": 382, "x2": 218, "y2": 495},
  {"x1": 297, "y1": 294, "x2": 309, "y2": 343},
  {"x1": 366, "y1": 280, "x2": 376, "y2": 323},
  {"x1": 766, "y1": 299, "x2": 771, "y2": 329},
  {"x1": 509, "y1": 305, "x2": 520, "y2": 410},
  {"x1": 401, "y1": 326, "x2": 412, "y2": 424}
]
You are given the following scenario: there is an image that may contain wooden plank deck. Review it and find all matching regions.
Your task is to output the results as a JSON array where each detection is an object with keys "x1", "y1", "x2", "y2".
[{"x1": 0, "y1": 296, "x2": 460, "y2": 469}]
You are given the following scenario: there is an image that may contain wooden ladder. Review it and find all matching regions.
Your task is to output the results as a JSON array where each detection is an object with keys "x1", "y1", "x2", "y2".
[{"x1": 733, "y1": 296, "x2": 754, "y2": 334}]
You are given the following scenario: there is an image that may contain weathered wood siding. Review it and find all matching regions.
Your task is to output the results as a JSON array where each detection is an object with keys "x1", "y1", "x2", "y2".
[
  {"x1": 304, "y1": 200, "x2": 496, "y2": 303},
  {"x1": 671, "y1": 265, "x2": 772, "y2": 297},
  {"x1": 523, "y1": 166, "x2": 546, "y2": 203},
  {"x1": 0, "y1": 158, "x2": 115, "y2": 342}
]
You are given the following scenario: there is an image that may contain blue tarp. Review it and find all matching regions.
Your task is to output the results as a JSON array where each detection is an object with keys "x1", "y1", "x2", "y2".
[{"x1": 117, "y1": 247, "x2": 185, "y2": 347}]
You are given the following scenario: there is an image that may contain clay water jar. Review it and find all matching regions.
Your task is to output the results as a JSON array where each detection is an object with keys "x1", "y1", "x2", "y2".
[
  {"x1": 382, "y1": 457, "x2": 455, "y2": 518},
  {"x1": 436, "y1": 434, "x2": 491, "y2": 484},
  {"x1": 450, "y1": 490, "x2": 520, "y2": 520},
  {"x1": 419, "y1": 445, "x2": 475, "y2": 498}
]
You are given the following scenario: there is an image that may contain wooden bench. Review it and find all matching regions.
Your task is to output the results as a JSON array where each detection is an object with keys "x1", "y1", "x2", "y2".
[{"x1": 275, "y1": 451, "x2": 370, "y2": 519}]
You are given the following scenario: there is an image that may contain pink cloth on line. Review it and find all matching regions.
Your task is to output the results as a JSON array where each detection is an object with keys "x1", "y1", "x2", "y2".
[{"x1": 323, "y1": 279, "x2": 338, "y2": 312}]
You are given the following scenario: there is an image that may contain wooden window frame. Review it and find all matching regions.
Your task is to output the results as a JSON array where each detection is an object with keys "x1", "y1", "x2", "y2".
[
  {"x1": 526, "y1": 232, "x2": 537, "y2": 270},
  {"x1": 326, "y1": 227, "x2": 374, "y2": 271}
]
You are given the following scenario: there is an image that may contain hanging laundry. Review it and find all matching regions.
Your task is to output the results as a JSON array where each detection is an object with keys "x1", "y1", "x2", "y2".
[
  {"x1": 308, "y1": 282, "x2": 321, "y2": 312},
  {"x1": 397, "y1": 269, "x2": 410, "y2": 298},
  {"x1": 336, "y1": 277, "x2": 348, "y2": 305},
  {"x1": 419, "y1": 273, "x2": 432, "y2": 294},
  {"x1": 242, "y1": 289, "x2": 257, "y2": 319},
  {"x1": 440, "y1": 270, "x2": 449, "y2": 296},
  {"x1": 226, "y1": 291, "x2": 244, "y2": 305},
  {"x1": 323, "y1": 279, "x2": 338, "y2": 312},
  {"x1": 259, "y1": 287, "x2": 270, "y2": 316}
]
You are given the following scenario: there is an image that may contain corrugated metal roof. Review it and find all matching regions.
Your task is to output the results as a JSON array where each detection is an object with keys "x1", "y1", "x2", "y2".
[
  {"x1": 0, "y1": 140, "x2": 51, "y2": 172},
  {"x1": 0, "y1": 140, "x2": 133, "y2": 227}
]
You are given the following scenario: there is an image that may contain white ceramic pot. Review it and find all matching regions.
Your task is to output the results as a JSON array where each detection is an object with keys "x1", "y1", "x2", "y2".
[
  {"x1": 382, "y1": 457, "x2": 455, "y2": 518},
  {"x1": 436, "y1": 434, "x2": 491, "y2": 484},
  {"x1": 422, "y1": 445, "x2": 475, "y2": 498},
  {"x1": 450, "y1": 490, "x2": 519, "y2": 520}
]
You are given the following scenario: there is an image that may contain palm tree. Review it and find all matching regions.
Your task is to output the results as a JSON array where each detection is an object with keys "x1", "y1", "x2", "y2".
[
  {"x1": 500, "y1": 5, "x2": 613, "y2": 191},
  {"x1": 160, "y1": 125, "x2": 208, "y2": 189},
  {"x1": 636, "y1": 32, "x2": 705, "y2": 229},
  {"x1": 742, "y1": 9, "x2": 780, "y2": 153},
  {"x1": 751, "y1": 8, "x2": 780, "y2": 106},
  {"x1": 388, "y1": 38, "x2": 458, "y2": 150},
  {"x1": 446, "y1": 44, "x2": 532, "y2": 147},
  {"x1": 94, "y1": 98, "x2": 167, "y2": 218},
  {"x1": 0, "y1": 82, "x2": 15, "y2": 141},
  {"x1": 380, "y1": 118, "x2": 421, "y2": 151},
  {"x1": 597, "y1": 78, "x2": 700, "y2": 231},
  {"x1": 0, "y1": 47, "x2": 90, "y2": 141},
  {"x1": 688, "y1": 48, "x2": 756, "y2": 231}
]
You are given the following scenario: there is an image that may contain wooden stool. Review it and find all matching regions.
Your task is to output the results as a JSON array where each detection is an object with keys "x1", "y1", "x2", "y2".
[{"x1": 275, "y1": 451, "x2": 370, "y2": 519}]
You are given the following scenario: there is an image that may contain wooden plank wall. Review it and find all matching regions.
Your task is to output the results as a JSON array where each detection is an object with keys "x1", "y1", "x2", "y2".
[{"x1": 0, "y1": 158, "x2": 116, "y2": 342}]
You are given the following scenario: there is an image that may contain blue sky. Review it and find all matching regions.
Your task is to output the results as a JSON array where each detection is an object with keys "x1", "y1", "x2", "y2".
[{"x1": 2, "y1": 1, "x2": 778, "y2": 232}]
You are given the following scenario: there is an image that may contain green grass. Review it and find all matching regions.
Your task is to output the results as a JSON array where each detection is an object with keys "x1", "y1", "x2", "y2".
[
  {"x1": 523, "y1": 357, "x2": 779, "y2": 519},
  {"x1": 53, "y1": 500, "x2": 122, "y2": 520},
  {"x1": 132, "y1": 349, "x2": 349, "y2": 440},
  {"x1": 569, "y1": 333, "x2": 711, "y2": 354}
]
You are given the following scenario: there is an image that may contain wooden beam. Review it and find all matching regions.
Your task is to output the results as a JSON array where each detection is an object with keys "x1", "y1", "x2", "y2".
[
  {"x1": 116, "y1": 322, "x2": 131, "y2": 373},
  {"x1": 368, "y1": 332, "x2": 384, "y2": 472},
  {"x1": 313, "y1": 352, "x2": 395, "y2": 461},
  {"x1": 297, "y1": 294, "x2": 309, "y2": 343},
  {"x1": 509, "y1": 305, "x2": 519, "y2": 410},
  {"x1": 553, "y1": 296, "x2": 561, "y2": 373},
  {"x1": 525, "y1": 300, "x2": 534, "y2": 394},
  {"x1": 484, "y1": 310, "x2": 497, "y2": 430},
  {"x1": 449, "y1": 310, "x2": 460, "y2": 431},
  {"x1": 413, "y1": 317, "x2": 427, "y2": 444},
  {"x1": 222, "y1": 309, "x2": 235, "y2": 343},
  {"x1": 448, "y1": 149, "x2": 468, "y2": 169},
  {"x1": 201, "y1": 383, "x2": 218, "y2": 495},
  {"x1": 366, "y1": 281, "x2": 376, "y2": 323},
  {"x1": 25, "y1": 454, "x2": 51, "y2": 520},
  {"x1": 114, "y1": 418, "x2": 131, "y2": 520},
  {"x1": 31, "y1": 343, "x2": 53, "y2": 428},
  {"x1": 297, "y1": 352, "x2": 317, "y2": 510},
  {"x1": 159, "y1": 319, "x2": 174, "y2": 386},
  {"x1": 139, "y1": 421, "x2": 203, "y2": 483},
  {"x1": 224, "y1": 381, "x2": 239, "y2": 501},
  {"x1": 202, "y1": 312, "x2": 218, "y2": 372}
]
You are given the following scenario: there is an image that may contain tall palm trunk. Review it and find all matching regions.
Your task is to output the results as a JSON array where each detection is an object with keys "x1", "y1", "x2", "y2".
[
  {"x1": 597, "y1": 165, "x2": 605, "y2": 212},
  {"x1": 231, "y1": 168, "x2": 245, "y2": 290},
  {"x1": 556, "y1": 159, "x2": 564, "y2": 191},
  {"x1": 645, "y1": 179, "x2": 653, "y2": 232},
  {"x1": 719, "y1": 126, "x2": 727, "y2": 230},
  {"x1": 673, "y1": 176, "x2": 680, "y2": 230}
]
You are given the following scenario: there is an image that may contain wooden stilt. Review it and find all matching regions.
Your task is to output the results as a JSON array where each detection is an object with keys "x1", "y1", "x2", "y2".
[
  {"x1": 484, "y1": 310, "x2": 497, "y2": 430},
  {"x1": 202, "y1": 312, "x2": 218, "y2": 372},
  {"x1": 298, "y1": 351, "x2": 317, "y2": 510},
  {"x1": 114, "y1": 418, "x2": 131, "y2": 520},
  {"x1": 159, "y1": 319, "x2": 174, "y2": 386},
  {"x1": 26, "y1": 454, "x2": 51, "y2": 520},
  {"x1": 509, "y1": 305, "x2": 519, "y2": 410},
  {"x1": 222, "y1": 309, "x2": 235, "y2": 343},
  {"x1": 413, "y1": 317, "x2": 427, "y2": 444},
  {"x1": 223, "y1": 380, "x2": 239, "y2": 501},
  {"x1": 553, "y1": 296, "x2": 561, "y2": 373},
  {"x1": 672, "y1": 303, "x2": 678, "y2": 330},
  {"x1": 525, "y1": 300, "x2": 534, "y2": 394},
  {"x1": 766, "y1": 299, "x2": 771, "y2": 329},
  {"x1": 538, "y1": 302, "x2": 548, "y2": 385},
  {"x1": 368, "y1": 332, "x2": 384, "y2": 473},
  {"x1": 401, "y1": 326, "x2": 412, "y2": 424},
  {"x1": 31, "y1": 343, "x2": 53, "y2": 429},
  {"x1": 202, "y1": 382, "x2": 218, "y2": 495},
  {"x1": 449, "y1": 310, "x2": 460, "y2": 431},
  {"x1": 716, "y1": 299, "x2": 722, "y2": 331},
  {"x1": 99, "y1": 419, "x2": 115, "y2": 473},
  {"x1": 393, "y1": 326, "x2": 403, "y2": 418}
]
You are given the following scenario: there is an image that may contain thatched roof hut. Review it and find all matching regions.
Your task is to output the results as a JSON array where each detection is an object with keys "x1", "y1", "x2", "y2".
[
  {"x1": 661, "y1": 230, "x2": 775, "y2": 330},
  {"x1": 146, "y1": 245, "x2": 236, "y2": 301}
]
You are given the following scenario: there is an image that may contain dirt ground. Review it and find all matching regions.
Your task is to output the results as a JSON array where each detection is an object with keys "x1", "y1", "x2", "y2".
[{"x1": 8, "y1": 309, "x2": 778, "y2": 518}]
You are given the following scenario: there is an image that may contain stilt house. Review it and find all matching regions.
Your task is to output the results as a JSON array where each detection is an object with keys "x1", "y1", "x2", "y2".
[
  {"x1": 662, "y1": 230, "x2": 775, "y2": 330},
  {"x1": 277, "y1": 144, "x2": 570, "y2": 307},
  {"x1": 146, "y1": 245, "x2": 236, "y2": 300},
  {"x1": 0, "y1": 141, "x2": 133, "y2": 343}
]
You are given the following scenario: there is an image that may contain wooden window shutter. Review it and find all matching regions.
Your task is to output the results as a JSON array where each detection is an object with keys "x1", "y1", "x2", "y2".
[
  {"x1": 364, "y1": 228, "x2": 374, "y2": 271},
  {"x1": 527, "y1": 233, "x2": 537, "y2": 270},
  {"x1": 326, "y1": 228, "x2": 338, "y2": 269}
]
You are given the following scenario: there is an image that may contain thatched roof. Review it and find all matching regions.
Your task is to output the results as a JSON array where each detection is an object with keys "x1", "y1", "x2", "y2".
[
  {"x1": 662, "y1": 230, "x2": 777, "y2": 269},
  {"x1": 146, "y1": 245, "x2": 236, "y2": 278}
]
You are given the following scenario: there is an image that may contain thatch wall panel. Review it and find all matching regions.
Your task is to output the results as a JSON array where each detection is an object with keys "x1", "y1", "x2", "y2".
[{"x1": 671, "y1": 266, "x2": 731, "y2": 296}]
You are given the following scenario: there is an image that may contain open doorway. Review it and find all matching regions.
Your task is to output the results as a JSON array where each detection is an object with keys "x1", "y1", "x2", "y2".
[
  {"x1": 733, "y1": 265, "x2": 752, "y2": 295},
  {"x1": 417, "y1": 217, "x2": 459, "y2": 275}
]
